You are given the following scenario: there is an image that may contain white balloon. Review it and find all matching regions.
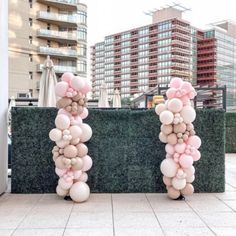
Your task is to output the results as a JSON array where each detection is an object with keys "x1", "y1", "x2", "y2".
[
  {"x1": 78, "y1": 172, "x2": 88, "y2": 182},
  {"x1": 70, "y1": 76, "x2": 85, "y2": 91},
  {"x1": 186, "y1": 174, "x2": 195, "y2": 183},
  {"x1": 167, "y1": 98, "x2": 183, "y2": 113},
  {"x1": 55, "y1": 114, "x2": 70, "y2": 130},
  {"x1": 160, "y1": 110, "x2": 174, "y2": 125},
  {"x1": 49, "y1": 128, "x2": 62, "y2": 142},
  {"x1": 56, "y1": 139, "x2": 69, "y2": 148},
  {"x1": 69, "y1": 182, "x2": 90, "y2": 203},
  {"x1": 184, "y1": 166, "x2": 195, "y2": 178},
  {"x1": 69, "y1": 126, "x2": 82, "y2": 139},
  {"x1": 160, "y1": 158, "x2": 178, "y2": 177},
  {"x1": 172, "y1": 177, "x2": 186, "y2": 190},
  {"x1": 56, "y1": 185, "x2": 68, "y2": 197},
  {"x1": 180, "y1": 105, "x2": 196, "y2": 124},
  {"x1": 58, "y1": 178, "x2": 73, "y2": 190},
  {"x1": 155, "y1": 104, "x2": 166, "y2": 115},
  {"x1": 80, "y1": 123, "x2": 92, "y2": 142}
]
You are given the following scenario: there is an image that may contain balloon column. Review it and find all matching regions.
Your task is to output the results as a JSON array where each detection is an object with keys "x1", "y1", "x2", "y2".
[
  {"x1": 49, "y1": 72, "x2": 93, "y2": 203},
  {"x1": 155, "y1": 77, "x2": 201, "y2": 199}
]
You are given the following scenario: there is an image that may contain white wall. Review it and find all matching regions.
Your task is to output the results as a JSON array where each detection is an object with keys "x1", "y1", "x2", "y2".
[{"x1": 0, "y1": 0, "x2": 8, "y2": 194}]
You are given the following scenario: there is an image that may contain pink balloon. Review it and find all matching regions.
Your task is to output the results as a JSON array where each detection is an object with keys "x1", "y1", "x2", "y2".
[
  {"x1": 70, "y1": 76, "x2": 85, "y2": 91},
  {"x1": 55, "y1": 168, "x2": 67, "y2": 177},
  {"x1": 58, "y1": 108, "x2": 72, "y2": 117},
  {"x1": 179, "y1": 154, "x2": 193, "y2": 168},
  {"x1": 166, "y1": 88, "x2": 177, "y2": 99},
  {"x1": 80, "y1": 79, "x2": 92, "y2": 94},
  {"x1": 82, "y1": 155, "x2": 93, "y2": 171},
  {"x1": 187, "y1": 135, "x2": 201, "y2": 149},
  {"x1": 80, "y1": 107, "x2": 89, "y2": 120},
  {"x1": 73, "y1": 170, "x2": 82, "y2": 180},
  {"x1": 180, "y1": 95, "x2": 190, "y2": 105},
  {"x1": 181, "y1": 82, "x2": 192, "y2": 94},
  {"x1": 55, "y1": 81, "x2": 69, "y2": 97},
  {"x1": 192, "y1": 149, "x2": 201, "y2": 161},
  {"x1": 175, "y1": 143, "x2": 186, "y2": 154},
  {"x1": 61, "y1": 72, "x2": 74, "y2": 83},
  {"x1": 165, "y1": 144, "x2": 175, "y2": 155},
  {"x1": 170, "y1": 77, "x2": 183, "y2": 89}
]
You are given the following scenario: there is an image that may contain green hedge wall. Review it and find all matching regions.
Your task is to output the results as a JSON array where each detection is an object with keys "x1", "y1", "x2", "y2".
[
  {"x1": 225, "y1": 112, "x2": 236, "y2": 153},
  {"x1": 11, "y1": 108, "x2": 225, "y2": 193}
]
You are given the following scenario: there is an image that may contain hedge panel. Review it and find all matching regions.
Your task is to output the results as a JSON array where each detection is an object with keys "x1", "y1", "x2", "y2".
[
  {"x1": 225, "y1": 112, "x2": 236, "y2": 153},
  {"x1": 11, "y1": 108, "x2": 225, "y2": 193}
]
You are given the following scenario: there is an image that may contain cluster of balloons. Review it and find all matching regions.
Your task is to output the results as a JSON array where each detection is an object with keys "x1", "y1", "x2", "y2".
[
  {"x1": 155, "y1": 77, "x2": 201, "y2": 199},
  {"x1": 49, "y1": 72, "x2": 92, "y2": 203}
]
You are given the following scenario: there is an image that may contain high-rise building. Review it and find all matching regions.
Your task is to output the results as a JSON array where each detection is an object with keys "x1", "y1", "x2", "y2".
[
  {"x1": 9, "y1": 0, "x2": 87, "y2": 99},
  {"x1": 91, "y1": 6, "x2": 236, "y2": 109},
  {"x1": 197, "y1": 21, "x2": 236, "y2": 108},
  {"x1": 91, "y1": 6, "x2": 198, "y2": 100}
]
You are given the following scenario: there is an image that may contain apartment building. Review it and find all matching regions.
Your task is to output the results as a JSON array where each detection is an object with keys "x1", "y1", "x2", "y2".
[
  {"x1": 8, "y1": 0, "x2": 87, "y2": 99},
  {"x1": 91, "y1": 6, "x2": 236, "y2": 109},
  {"x1": 91, "y1": 7, "x2": 198, "y2": 100}
]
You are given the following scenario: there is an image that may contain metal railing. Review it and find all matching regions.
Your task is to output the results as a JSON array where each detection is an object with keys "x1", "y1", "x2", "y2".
[
  {"x1": 37, "y1": 64, "x2": 77, "y2": 73},
  {"x1": 37, "y1": 11, "x2": 78, "y2": 24},
  {"x1": 37, "y1": 29, "x2": 77, "y2": 41},
  {"x1": 47, "y1": 0, "x2": 79, "y2": 5},
  {"x1": 38, "y1": 46, "x2": 77, "y2": 57}
]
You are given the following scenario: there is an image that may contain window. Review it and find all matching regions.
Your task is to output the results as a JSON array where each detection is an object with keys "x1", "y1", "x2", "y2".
[
  {"x1": 139, "y1": 27, "x2": 149, "y2": 36},
  {"x1": 158, "y1": 21, "x2": 171, "y2": 31},
  {"x1": 77, "y1": 60, "x2": 87, "y2": 73},
  {"x1": 47, "y1": 23, "x2": 51, "y2": 30},
  {"x1": 29, "y1": 18, "x2": 32, "y2": 27},
  {"x1": 29, "y1": 54, "x2": 32, "y2": 62},
  {"x1": 121, "y1": 41, "x2": 130, "y2": 47},
  {"x1": 139, "y1": 36, "x2": 149, "y2": 44},
  {"x1": 78, "y1": 10, "x2": 87, "y2": 24},
  {"x1": 29, "y1": 0, "x2": 32, "y2": 8},
  {"x1": 121, "y1": 33, "x2": 131, "y2": 40},
  {"x1": 105, "y1": 36, "x2": 114, "y2": 44},
  {"x1": 78, "y1": 28, "x2": 87, "y2": 41},
  {"x1": 78, "y1": 44, "x2": 87, "y2": 57},
  {"x1": 29, "y1": 89, "x2": 33, "y2": 97},
  {"x1": 47, "y1": 40, "x2": 51, "y2": 47},
  {"x1": 29, "y1": 72, "x2": 33, "y2": 80},
  {"x1": 29, "y1": 36, "x2": 32, "y2": 44},
  {"x1": 47, "y1": 6, "x2": 50, "y2": 13},
  {"x1": 158, "y1": 31, "x2": 171, "y2": 39}
]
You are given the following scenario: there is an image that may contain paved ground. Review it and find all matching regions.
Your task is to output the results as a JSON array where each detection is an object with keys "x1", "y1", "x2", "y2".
[{"x1": 0, "y1": 154, "x2": 235, "y2": 236}]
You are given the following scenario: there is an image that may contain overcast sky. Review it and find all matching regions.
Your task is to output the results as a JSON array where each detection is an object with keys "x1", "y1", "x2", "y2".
[{"x1": 85, "y1": 0, "x2": 236, "y2": 47}]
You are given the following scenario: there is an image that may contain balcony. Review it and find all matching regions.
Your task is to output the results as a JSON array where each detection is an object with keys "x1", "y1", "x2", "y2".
[
  {"x1": 37, "y1": 46, "x2": 77, "y2": 59},
  {"x1": 36, "y1": 29, "x2": 77, "y2": 44},
  {"x1": 37, "y1": 64, "x2": 77, "y2": 74},
  {"x1": 37, "y1": 0, "x2": 79, "y2": 11},
  {"x1": 36, "y1": 11, "x2": 78, "y2": 27}
]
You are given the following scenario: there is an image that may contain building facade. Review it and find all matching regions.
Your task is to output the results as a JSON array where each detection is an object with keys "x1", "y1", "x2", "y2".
[
  {"x1": 91, "y1": 7, "x2": 198, "y2": 100},
  {"x1": 9, "y1": 0, "x2": 87, "y2": 99},
  {"x1": 197, "y1": 22, "x2": 236, "y2": 108},
  {"x1": 91, "y1": 7, "x2": 236, "y2": 109}
]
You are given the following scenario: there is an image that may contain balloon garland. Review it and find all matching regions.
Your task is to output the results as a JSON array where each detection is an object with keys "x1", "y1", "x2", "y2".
[
  {"x1": 49, "y1": 72, "x2": 93, "y2": 203},
  {"x1": 155, "y1": 78, "x2": 201, "y2": 199}
]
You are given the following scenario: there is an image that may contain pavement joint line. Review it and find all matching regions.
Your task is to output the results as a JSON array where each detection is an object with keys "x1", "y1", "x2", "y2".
[
  {"x1": 111, "y1": 194, "x2": 116, "y2": 236},
  {"x1": 145, "y1": 193, "x2": 166, "y2": 236},
  {"x1": 62, "y1": 197, "x2": 75, "y2": 236}
]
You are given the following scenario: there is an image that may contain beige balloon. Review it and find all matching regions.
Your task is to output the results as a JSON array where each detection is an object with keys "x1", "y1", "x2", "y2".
[
  {"x1": 181, "y1": 183, "x2": 194, "y2": 195},
  {"x1": 76, "y1": 143, "x2": 88, "y2": 157},
  {"x1": 159, "y1": 132, "x2": 168, "y2": 143},
  {"x1": 167, "y1": 133, "x2": 178, "y2": 145},
  {"x1": 64, "y1": 145, "x2": 78, "y2": 158},
  {"x1": 71, "y1": 158, "x2": 84, "y2": 171},
  {"x1": 161, "y1": 124, "x2": 173, "y2": 135},
  {"x1": 69, "y1": 182, "x2": 90, "y2": 203},
  {"x1": 167, "y1": 187, "x2": 180, "y2": 199}
]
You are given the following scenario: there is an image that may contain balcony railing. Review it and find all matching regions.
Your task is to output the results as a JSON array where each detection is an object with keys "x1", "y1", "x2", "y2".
[
  {"x1": 37, "y1": 64, "x2": 77, "y2": 73},
  {"x1": 37, "y1": 29, "x2": 77, "y2": 41},
  {"x1": 38, "y1": 46, "x2": 77, "y2": 58},
  {"x1": 37, "y1": 11, "x2": 78, "y2": 25}
]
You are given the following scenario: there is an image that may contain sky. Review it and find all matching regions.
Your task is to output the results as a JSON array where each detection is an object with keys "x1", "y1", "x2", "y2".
[{"x1": 85, "y1": 0, "x2": 236, "y2": 47}]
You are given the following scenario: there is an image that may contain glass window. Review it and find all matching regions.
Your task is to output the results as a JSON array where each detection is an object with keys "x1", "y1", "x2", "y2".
[
  {"x1": 77, "y1": 60, "x2": 87, "y2": 73},
  {"x1": 121, "y1": 32, "x2": 131, "y2": 40},
  {"x1": 78, "y1": 28, "x2": 87, "y2": 41},
  {"x1": 158, "y1": 21, "x2": 171, "y2": 31},
  {"x1": 139, "y1": 27, "x2": 149, "y2": 36},
  {"x1": 78, "y1": 44, "x2": 87, "y2": 57},
  {"x1": 78, "y1": 10, "x2": 87, "y2": 25}
]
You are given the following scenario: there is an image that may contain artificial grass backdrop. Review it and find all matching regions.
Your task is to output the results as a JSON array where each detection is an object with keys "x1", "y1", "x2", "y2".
[
  {"x1": 225, "y1": 112, "x2": 236, "y2": 153},
  {"x1": 11, "y1": 108, "x2": 225, "y2": 193}
]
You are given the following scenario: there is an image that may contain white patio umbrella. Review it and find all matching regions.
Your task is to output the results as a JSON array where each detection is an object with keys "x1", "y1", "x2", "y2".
[
  {"x1": 112, "y1": 89, "x2": 121, "y2": 108},
  {"x1": 7, "y1": 96, "x2": 16, "y2": 135},
  {"x1": 98, "y1": 81, "x2": 110, "y2": 108},
  {"x1": 38, "y1": 55, "x2": 57, "y2": 107}
]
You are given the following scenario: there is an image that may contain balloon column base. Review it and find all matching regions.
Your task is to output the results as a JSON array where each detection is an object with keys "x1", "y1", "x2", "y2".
[
  {"x1": 174, "y1": 195, "x2": 185, "y2": 201},
  {"x1": 64, "y1": 196, "x2": 72, "y2": 201}
]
